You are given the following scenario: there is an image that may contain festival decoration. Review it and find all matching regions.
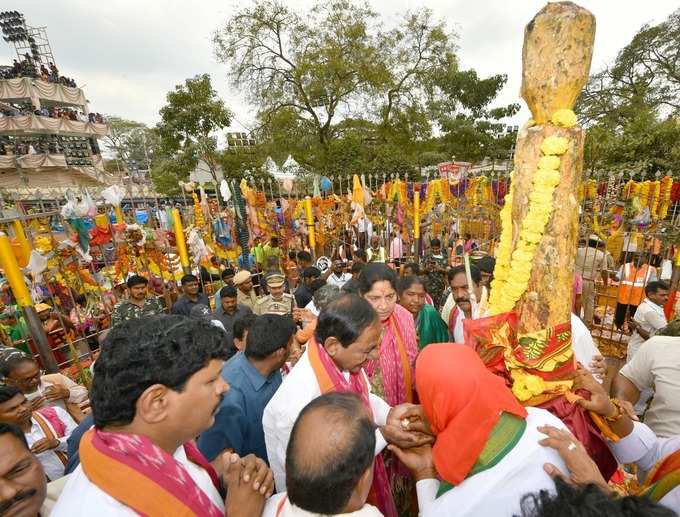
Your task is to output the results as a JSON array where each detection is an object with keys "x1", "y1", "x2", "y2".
[
  {"x1": 101, "y1": 185, "x2": 126, "y2": 224},
  {"x1": 192, "y1": 192, "x2": 205, "y2": 228},
  {"x1": 489, "y1": 131, "x2": 566, "y2": 316},
  {"x1": 171, "y1": 209, "x2": 190, "y2": 272},
  {"x1": 0, "y1": 234, "x2": 33, "y2": 307},
  {"x1": 304, "y1": 196, "x2": 316, "y2": 251},
  {"x1": 320, "y1": 176, "x2": 332, "y2": 192},
  {"x1": 413, "y1": 186, "x2": 421, "y2": 239},
  {"x1": 422, "y1": 179, "x2": 450, "y2": 213}
]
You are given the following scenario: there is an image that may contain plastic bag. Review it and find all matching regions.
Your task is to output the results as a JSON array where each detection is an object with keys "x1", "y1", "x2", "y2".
[{"x1": 101, "y1": 185, "x2": 126, "y2": 206}]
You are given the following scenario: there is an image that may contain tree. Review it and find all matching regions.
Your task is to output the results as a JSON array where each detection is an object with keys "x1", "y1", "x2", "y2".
[
  {"x1": 154, "y1": 74, "x2": 232, "y2": 188},
  {"x1": 215, "y1": 0, "x2": 383, "y2": 152},
  {"x1": 102, "y1": 117, "x2": 158, "y2": 177},
  {"x1": 577, "y1": 8, "x2": 680, "y2": 174},
  {"x1": 215, "y1": 1, "x2": 462, "y2": 170},
  {"x1": 215, "y1": 0, "x2": 516, "y2": 175}
]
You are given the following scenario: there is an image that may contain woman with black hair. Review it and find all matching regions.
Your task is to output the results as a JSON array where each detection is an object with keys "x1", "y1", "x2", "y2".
[
  {"x1": 358, "y1": 264, "x2": 419, "y2": 515},
  {"x1": 398, "y1": 276, "x2": 449, "y2": 350}
]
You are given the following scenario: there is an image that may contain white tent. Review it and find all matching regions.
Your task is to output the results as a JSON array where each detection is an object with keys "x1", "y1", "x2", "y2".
[{"x1": 189, "y1": 159, "x2": 224, "y2": 184}]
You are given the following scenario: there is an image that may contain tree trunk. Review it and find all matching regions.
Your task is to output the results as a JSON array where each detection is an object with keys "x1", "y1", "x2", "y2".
[
  {"x1": 513, "y1": 124, "x2": 584, "y2": 333},
  {"x1": 513, "y1": 2, "x2": 595, "y2": 334}
]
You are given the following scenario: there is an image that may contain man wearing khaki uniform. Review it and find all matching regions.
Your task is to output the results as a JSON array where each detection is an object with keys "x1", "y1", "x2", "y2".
[
  {"x1": 234, "y1": 270, "x2": 259, "y2": 311},
  {"x1": 254, "y1": 274, "x2": 296, "y2": 316}
]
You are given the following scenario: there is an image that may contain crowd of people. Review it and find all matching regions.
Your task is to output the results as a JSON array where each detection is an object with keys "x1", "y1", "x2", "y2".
[
  {"x1": 1, "y1": 57, "x2": 77, "y2": 87},
  {"x1": 0, "y1": 230, "x2": 678, "y2": 516},
  {"x1": 0, "y1": 102, "x2": 105, "y2": 125}
]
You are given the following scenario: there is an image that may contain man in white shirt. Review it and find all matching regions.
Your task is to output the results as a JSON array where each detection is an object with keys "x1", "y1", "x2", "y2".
[
  {"x1": 51, "y1": 315, "x2": 274, "y2": 517},
  {"x1": 326, "y1": 260, "x2": 352, "y2": 289},
  {"x1": 1, "y1": 349, "x2": 89, "y2": 419},
  {"x1": 263, "y1": 295, "x2": 432, "y2": 497},
  {"x1": 440, "y1": 265, "x2": 486, "y2": 343},
  {"x1": 263, "y1": 392, "x2": 382, "y2": 516},
  {"x1": 0, "y1": 385, "x2": 77, "y2": 481},
  {"x1": 614, "y1": 333, "x2": 680, "y2": 439},
  {"x1": 626, "y1": 281, "x2": 670, "y2": 361}
]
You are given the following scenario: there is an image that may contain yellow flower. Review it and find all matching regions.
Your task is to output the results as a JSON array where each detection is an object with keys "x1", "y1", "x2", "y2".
[
  {"x1": 540, "y1": 136, "x2": 569, "y2": 156},
  {"x1": 524, "y1": 373, "x2": 546, "y2": 395},
  {"x1": 536, "y1": 169, "x2": 561, "y2": 186},
  {"x1": 538, "y1": 156, "x2": 560, "y2": 170},
  {"x1": 551, "y1": 109, "x2": 577, "y2": 128}
]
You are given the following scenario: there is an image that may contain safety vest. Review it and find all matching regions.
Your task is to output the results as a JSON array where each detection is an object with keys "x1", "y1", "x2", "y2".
[{"x1": 618, "y1": 263, "x2": 656, "y2": 306}]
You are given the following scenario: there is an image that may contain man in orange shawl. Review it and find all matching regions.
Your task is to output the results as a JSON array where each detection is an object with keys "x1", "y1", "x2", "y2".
[
  {"x1": 263, "y1": 295, "x2": 433, "y2": 517},
  {"x1": 51, "y1": 315, "x2": 274, "y2": 517}
]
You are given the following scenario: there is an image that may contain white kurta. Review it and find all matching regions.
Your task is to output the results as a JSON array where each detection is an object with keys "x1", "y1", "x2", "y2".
[
  {"x1": 263, "y1": 350, "x2": 391, "y2": 493},
  {"x1": 50, "y1": 446, "x2": 224, "y2": 516},
  {"x1": 263, "y1": 493, "x2": 383, "y2": 517},
  {"x1": 570, "y1": 313, "x2": 601, "y2": 379},
  {"x1": 608, "y1": 421, "x2": 680, "y2": 514},
  {"x1": 415, "y1": 407, "x2": 570, "y2": 517},
  {"x1": 327, "y1": 272, "x2": 352, "y2": 289},
  {"x1": 26, "y1": 406, "x2": 77, "y2": 481}
]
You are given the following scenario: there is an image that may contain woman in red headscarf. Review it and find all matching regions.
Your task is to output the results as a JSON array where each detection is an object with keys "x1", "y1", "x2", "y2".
[{"x1": 392, "y1": 344, "x2": 574, "y2": 517}]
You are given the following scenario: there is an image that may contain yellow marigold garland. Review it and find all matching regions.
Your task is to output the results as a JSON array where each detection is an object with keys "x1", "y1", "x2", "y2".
[
  {"x1": 489, "y1": 112, "x2": 574, "y2": 315},
  {"x1": 658, "y1": 175, "x2": 673, "y2": 219},
  {"x1": 489, "y1": 171, "x2": 516, "y2": 294},
  {"x1": 192, "y1": 192, "x2": 205, "y2": 228}
]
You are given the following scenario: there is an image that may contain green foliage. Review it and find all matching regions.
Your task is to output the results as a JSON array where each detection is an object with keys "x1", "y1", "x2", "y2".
[
  {"x1": 102, "y1": 116, "x2": 158, "y2": 173},
  {"x1": 154, "y1": 74, "x2": 232, "y2": 188},
  {"x1": 215, "y1": 0, "x2": 514, "y2": 173},
  {"x1": 578, "y1": 8, "x2": 680, "y2": 175}
]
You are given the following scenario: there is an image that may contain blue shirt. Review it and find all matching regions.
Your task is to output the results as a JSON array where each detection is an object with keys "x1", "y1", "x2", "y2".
[{"x1": 198, "y1": 353, "x2": 281, "y2": 463}]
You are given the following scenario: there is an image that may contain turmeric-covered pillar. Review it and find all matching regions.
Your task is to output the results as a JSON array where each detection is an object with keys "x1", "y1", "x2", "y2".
[{"x1": 490, "y1": 2, "x2": 595, "y2": 336}]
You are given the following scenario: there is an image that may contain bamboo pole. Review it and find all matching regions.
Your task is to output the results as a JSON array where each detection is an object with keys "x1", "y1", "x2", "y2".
[
  {"x1": 12, "y1": 219, "x2": 31, "y2": 267},
  {"x1": 304, "y1": 196, "x2": 316, "y2": 258}
]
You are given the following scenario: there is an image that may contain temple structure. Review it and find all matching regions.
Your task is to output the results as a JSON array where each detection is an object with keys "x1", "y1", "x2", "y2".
[{"x1": 0, "y1": 11, "x2": 114, "y2": 197}]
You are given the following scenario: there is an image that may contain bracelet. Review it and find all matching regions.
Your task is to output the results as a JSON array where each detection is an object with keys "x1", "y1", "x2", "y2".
[{"x1": 604, "y1": 399, "x2": 625, "y2": 423}]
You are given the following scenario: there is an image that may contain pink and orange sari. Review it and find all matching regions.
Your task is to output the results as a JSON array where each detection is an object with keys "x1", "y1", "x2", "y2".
[
  {"x1": 79, "y1": 429, "x2": 222, "y2": 517},
  {"x1": 364, "y1": 303, "x2": 418, "y2": 406},
  {"x1": 363, "y1": 303, "x2": 419, "y2": 513}
]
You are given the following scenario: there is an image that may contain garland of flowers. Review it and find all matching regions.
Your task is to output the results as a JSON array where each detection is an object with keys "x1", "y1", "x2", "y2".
[
  {"x1": 592, "y1": 213, "x2": 622, "y2": 241},
  {"x1": 582, "y1": 179, "x2": 597, "y2": 200},
  {"x1": 423, "y1": 178, "x2": 450, "y2": 213},
  {"x1": 624, "y1": 177, "x2": 674, "y2": 220},
  {"x1": 488, "y1": 170, "x2": 516, "y2": 295},
  {"x1": 658, "y1": 176, "x2": 673, "y2": 219},
  {"x1": 192, "y1": 192, "x2": 205, "y2": 228},
  {"x1": 488, "y1": 110, "x2": 573, "y2": 315}
]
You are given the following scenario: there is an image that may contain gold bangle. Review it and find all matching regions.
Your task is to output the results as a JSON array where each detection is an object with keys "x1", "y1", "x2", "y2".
[{"x1": 604, "y1": 399, "x2": 625, "y2": 423}]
